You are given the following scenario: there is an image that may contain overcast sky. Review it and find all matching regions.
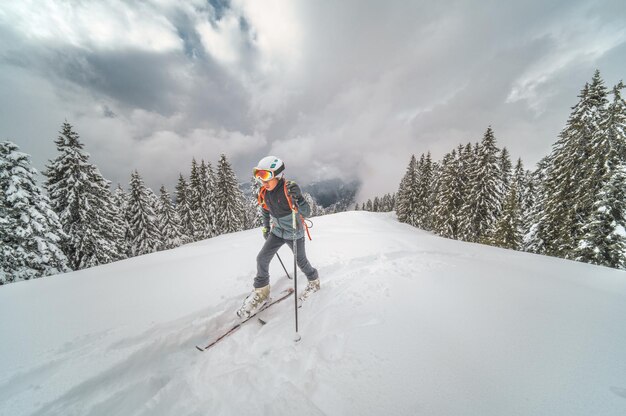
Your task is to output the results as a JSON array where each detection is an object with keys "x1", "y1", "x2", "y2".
[{"x1": 1, "y1": 0, "x2": 625, "y2": 201}]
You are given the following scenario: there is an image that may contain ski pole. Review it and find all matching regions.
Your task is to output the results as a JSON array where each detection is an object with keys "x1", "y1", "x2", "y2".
[
  {"x1": 275, "y1": 253, "x2": 292, "y2": 279},
  {"x1": 292, "y1": 207, "x2": 301, "y2": 342}
]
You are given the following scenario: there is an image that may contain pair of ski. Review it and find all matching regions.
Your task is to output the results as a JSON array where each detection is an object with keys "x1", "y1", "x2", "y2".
[{"x1": 195, "y1": 288, "x2": 296, "y2": 352}]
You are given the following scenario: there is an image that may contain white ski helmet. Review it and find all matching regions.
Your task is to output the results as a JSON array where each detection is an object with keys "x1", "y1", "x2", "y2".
[{"x1": 254, "y1": 156, "x2": 285, "y2": 179}]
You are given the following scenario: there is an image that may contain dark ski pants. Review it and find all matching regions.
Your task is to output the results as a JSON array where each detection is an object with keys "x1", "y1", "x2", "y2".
[{"x1": 255, "y1": 233, "x2": 318, "y2": 288}]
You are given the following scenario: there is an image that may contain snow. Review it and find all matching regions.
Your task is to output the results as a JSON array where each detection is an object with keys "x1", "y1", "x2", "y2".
[{"x1": 1, "y1": 211, "x2": 626, "y2": 415}]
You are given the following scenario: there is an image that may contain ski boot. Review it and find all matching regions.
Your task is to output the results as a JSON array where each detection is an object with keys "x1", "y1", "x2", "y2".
[
  {"x1": 236, "y1": 285, "x2": 270, "y2": 319},
  {"x1": 299, "y1": 278, "x2": 320, "y2": 302}
]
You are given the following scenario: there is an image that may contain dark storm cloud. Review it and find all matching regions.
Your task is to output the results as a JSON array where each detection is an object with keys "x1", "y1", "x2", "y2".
[{"x1": 0, "y1": 0, "x2": 625, "y2": 199}]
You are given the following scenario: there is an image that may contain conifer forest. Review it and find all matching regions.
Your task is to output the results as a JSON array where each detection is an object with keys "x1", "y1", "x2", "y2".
[{"x1": 2, "y1": 70, "x2": 625, "y2": 284}]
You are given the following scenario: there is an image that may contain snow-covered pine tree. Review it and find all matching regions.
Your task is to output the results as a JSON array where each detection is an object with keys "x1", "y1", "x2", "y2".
[
  {"x1": 460, "y1": 128, "x2": 503, "y2": 243},
  {"x1": 573, "y1": 81, "x2": 626, "y2": 268},
  {"x1": 127, "y1": 170, "x2": 162, "y2": 256},
  {"x1": 175, "y1": 174, "x2": 195, "y2": 240},
  {"x1": 499, "y1": 147, "x2": 512, "y2": 199},
  {"x1": 188, "y1": 159, "x2": 209, "y2": 241},
  {"x1": 246, "y1": 176, "x2": 263, "y2": 229},
  {"x1": 214, "y1": 154, "x2": 246, "y2": 234},
  {"x1": 523, "y1": 156, "x2": 550, "y2": 253},
  {"x1": 0, "y1": 141, "x2": 70, "y2": 283},
  {"x1": 200, "y1": 161, "x2": 218, "y2": 238},
  {"x1": 539, "y1": 71, "x2": 609, "y2": 258},
  {"x1": 146, "y1": 186, "x2": 158, "y2": 208},
  {"x1": 381, "y1": 194, "x2": 393, "y2": 212},
  {"x1": 157, "y1": 185, "x2": 185, "y2": 250},
  {"x1": 489, "y1": 184, "x2": 522, "y2": 250},
  {"x1": 44, "y1": 121, "x2": 123, "y2": 269},
  {"x1": 511, "y1": 158, "x2": 534, "y2": 249},
  {"x1": 574, "y1": 163, "x2": 626, "y2": 269},
  {"x1": 303, "y1": 192, "x2": 324, "y2": 216},
  {"x1": 396, "y1": 155, "x2": 420, "y2": 226},
  {"x1": 512, "y1": 159, "x2": 525, "y2": 208},
  {"x1": 112, "y1": 184, "x2": 130, "y2": 259},
  {"x1": 373, "y1": 196, "x2": 380, "y2": 212},
  {"x1": 456, "y1": 143, "x2": 476, "y2": 241},
  {"x1": 95, "y1": 176, "x2": 128, "y2": 266},
  {"x1": 417, "y1": 152, "x2": 435, "y2": 230},
  {"x1": 365, "y1": 199, "x2": 373, "y2": 211},
  {"x1": 432, "y1": 150, "x2": 463, "y2": 238},
  {"x1": 413, "y1": 154, "x2": 427, "y2": 226}
]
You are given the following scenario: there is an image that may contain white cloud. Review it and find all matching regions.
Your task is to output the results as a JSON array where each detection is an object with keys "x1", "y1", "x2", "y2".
[
  {"x1": 506, "y1": 8, "x2": 626, "y2": 114},
  {"x1": 233, "y1": 0, "x2": 303, "y2": 73},
  {"x1": 0, "y1": 0, "x2": 182, "y2": 52},
  {"x1": 196, "y1": 13, "x2": 244, "y2": 65},
  {"x1": 3, "y1": 0, "x2": 626, "y2": 202},
  {"x1": 75, "y1": 107, "x2": 268, "y2": 190}
]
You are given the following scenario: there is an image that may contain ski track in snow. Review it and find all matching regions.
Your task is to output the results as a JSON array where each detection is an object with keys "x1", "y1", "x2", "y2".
[{"x1": 1, "y1": 212, "x2": 626, "y2": 415}]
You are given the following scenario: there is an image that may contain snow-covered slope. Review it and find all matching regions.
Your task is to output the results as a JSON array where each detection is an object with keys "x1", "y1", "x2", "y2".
[{"x1": 1, "y1": 212, "x2": 626, "y2": 416}]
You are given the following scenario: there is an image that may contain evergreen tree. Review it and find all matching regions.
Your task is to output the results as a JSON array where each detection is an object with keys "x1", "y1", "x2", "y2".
[
  {"x1": 188, "y1": 159, "x2": 209, "y2": 240},
  {"x1": 127, "y1": 171, "x2": 162, "y2": 256},
  {"x1": 416, "y1": 152, "x2": 435, "y2": 230},
  {"x1": 512, "y1": 159, "x2": 525, "y2": 208},
  {"x1": 433, "y1": 150, "x2": 464, "y2": 238},
  {"x1": 366, "y1": 199, "x2": 373, "y2": 211},
  {"x1": 511, "y1": 158, "x2": 535, "y2": 250},
  {"x1": 0, "y1": 141, "x2": 70, "y2": 283},
  {"x1": 539, "y1": 71, "x2": 609, "y2": 258},
  {"x1": 200, "y1": 161, "x2": 218, "y2": 237},
  {"x1": 381, "y1": 194, "x2": 393, "y2": 212},
  {"x1": 499, "y1": 147, "x2": 513, "y2": 198},
  {"x1": 214, "y1": 154, "x2": 247, "y2": 234},
  {"x1": 573, "y1": 81, "x2": 626, "y2": 268},
  {"x1": 396, "y1": 155, "x2": 420, "y2": 226},
  {"x1": 456, "y1": 143, "x2": 476, "y2": 241},
  {"x1": 373, "y1": 196, "x2": 380, "y2": 212},
  {"x1": 246, "y1": 176, "x2": 263, "y2": 229},
  {"x1": 303, "y1": 192, "x2": 325, "y2": 216},
  {"x1": 574, "y1": 163, "x2": 626, "y2": 269},
  {"x1": 44, "y1": 121, "x2": 123, "y2": 269},
  {"x1": 175, "y1": 174, "x2": 195, "y2": 240},
  {"x1": 460, "y1": 128, "x2": 503, "y2": 243},
  {"x1": 489, "y1": 184, "x2": 522, "y2": 250},
  {"x1": 157, "y1": 185, "x2": 185, "y2": 250},
  {"x1": 523, "y1": 157, "x2": 550, "y2": 253},
  {"x1": 113, "y1": 184, "x2": 131, "y2": 258}
]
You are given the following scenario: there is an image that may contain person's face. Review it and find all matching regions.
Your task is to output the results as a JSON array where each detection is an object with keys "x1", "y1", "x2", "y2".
[{"x1": 262, "y1": 177, "x2": 279, "y2": 190}]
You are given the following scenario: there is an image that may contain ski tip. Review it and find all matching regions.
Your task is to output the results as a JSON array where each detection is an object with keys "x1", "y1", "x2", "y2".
[
  {"x1": 258, "y1": 318, "x2": 267, "y2": 325},
  {"x1": 293, "y1": 333, "x2": 302, "y2": 343},
  {"x1": 195, "y1": 345, "x2": 205, "y2": 352}
]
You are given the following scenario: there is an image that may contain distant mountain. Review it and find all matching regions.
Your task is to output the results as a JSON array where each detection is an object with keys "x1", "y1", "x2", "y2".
[{"x1": 302, "y1": 178, "x2": 360, "y2": 209}]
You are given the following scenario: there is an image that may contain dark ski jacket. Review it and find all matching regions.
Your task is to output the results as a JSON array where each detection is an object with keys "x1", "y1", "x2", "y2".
[{"x1": 260, "y1": 178, "x2": 310, "y2": 240}]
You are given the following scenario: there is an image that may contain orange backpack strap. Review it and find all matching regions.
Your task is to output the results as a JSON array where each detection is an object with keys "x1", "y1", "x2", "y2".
[
  {"x1": 283, "y1": 180, "x2": 296, "y2": 211},
  {"x1": 257, "y1": 187, "x2": 268, "y2": 210},
  {"x1": 284, "y1": 180, "x2": 312, "y2": 241}
]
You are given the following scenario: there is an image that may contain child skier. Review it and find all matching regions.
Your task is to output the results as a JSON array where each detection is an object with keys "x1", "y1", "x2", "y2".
[{"x1": 237, "y1": 156, "x2": 320, "y2": 318}]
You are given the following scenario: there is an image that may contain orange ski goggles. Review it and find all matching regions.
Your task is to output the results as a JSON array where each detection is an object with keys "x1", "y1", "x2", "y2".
[{"x1": 253, "y1": 168, "x2": 275, "y2": 182}]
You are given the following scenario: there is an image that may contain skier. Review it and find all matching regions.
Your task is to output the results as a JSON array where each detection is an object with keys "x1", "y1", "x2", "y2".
[{"x1": 237, "y1": 156, "x2": 320, "y2": 318}]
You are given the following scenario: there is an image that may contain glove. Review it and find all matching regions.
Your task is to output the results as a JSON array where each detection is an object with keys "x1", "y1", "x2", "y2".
[
  {"x1": 262, "y1": 227, "x2": 270, "y2": 240},
  {"x1": 286, "y1": 181, "x2": 302, "y2": 200}
]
